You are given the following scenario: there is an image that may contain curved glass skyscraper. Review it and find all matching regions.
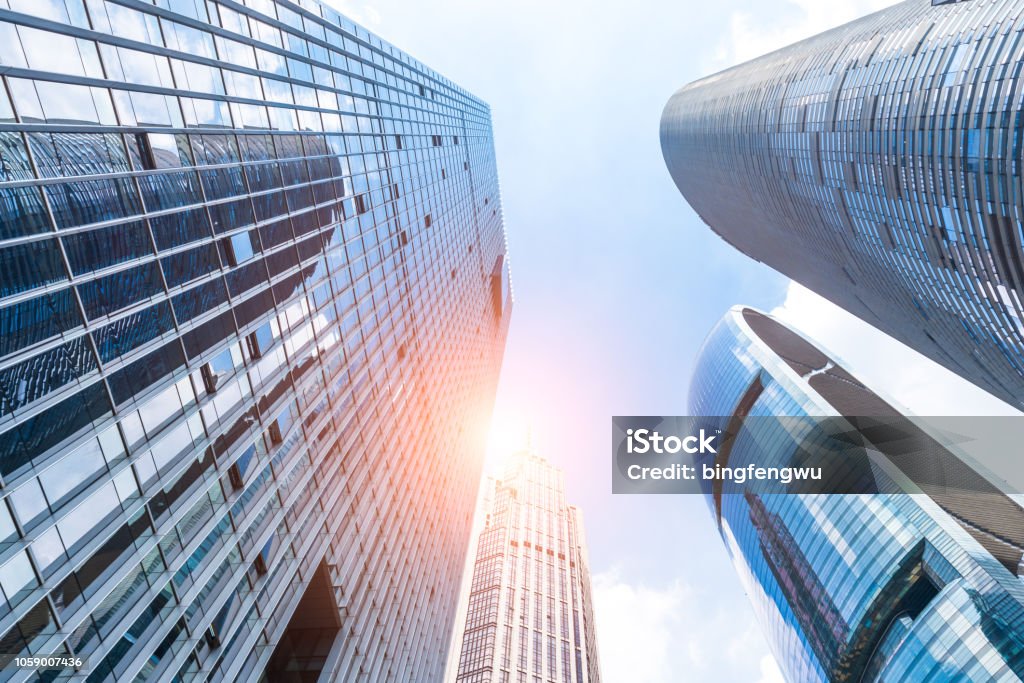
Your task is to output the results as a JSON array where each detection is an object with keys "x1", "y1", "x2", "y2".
[
  {"x1": 0, "y1": 0, "x2": 511, "y2": 681},
  {"x1": 662, "y1": 0, "x2": 1024, "y2": 407},
  {"x1": 689, "y1": 307, "x2": 1024, "y2": 682}
]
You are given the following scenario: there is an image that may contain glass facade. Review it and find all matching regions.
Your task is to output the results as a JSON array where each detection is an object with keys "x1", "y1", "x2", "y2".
[
  {"x1": 0, "y1": 0, "x2": 512, "y2": 681},
  {"x1": 451, "y1": 451, "x2": 601, "y2": 683},
  {"x1": 662, "y1": 0, "x2": 1024, "y2": 408},
  {"x1": 689, "y1": 307, "x2": 1024, "y2": 682}
]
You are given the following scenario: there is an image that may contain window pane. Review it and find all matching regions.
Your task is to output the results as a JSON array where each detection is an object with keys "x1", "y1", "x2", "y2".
[
  {"x1": 92, "y1": 301, "x2": 175, "y2": 363},
  {"x1": 137, "y1": 171, "x2": 202, "y2": 212},
  {"x1": 0, "y1": 132, "x2": 32, "y2": 182},
  {"x1": 0, "y1": 382, "x2": 112, "y2": 479},
  {"x1": 0, "y1": 335, "x2": 96, "y2": 415},
  {"x1": 0, "y1": 289, "x2": 82, "y2": 359},
  {"x1": 161, "y1": 243, "x2": 220, "y2": 288},
  {"x1": 0, "y1": 239, "x2": 67, "y2": 298},
  {"x1": 28, "y1": 132, "x2": 129, "y2": 178},
  {"x1": 172, "y1": 277, "x2": 227, "y2": 323},
  {"x1": 45, "y1": 177, "x2": 141, "y2": 229},
  {"x1": 78, "y1": 262, "x2": 163, "y2": 320},
  {"x1": 0, "y1": 186, "x2": 51, "y2": 239},
  {"x1": 62, "y1": 221, "x2": 153, "y2": 275},
  {"x1": 150, "y1": 208, "x2": 210, "y2": 251},
  {"x1": 107, "y1": 340, "x2": 185, "y2": 406},
  {"x1": 38, "y1": 437, "x2": 107, "y2": 511}
]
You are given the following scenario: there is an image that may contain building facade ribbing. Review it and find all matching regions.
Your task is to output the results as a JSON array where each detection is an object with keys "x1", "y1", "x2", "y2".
[
  {"x1": 0, "y1": 0, "x2": 512, "y2": 680},
  {"x1": 662, "y1": 0, "x2": 1024, "y2": 407}
]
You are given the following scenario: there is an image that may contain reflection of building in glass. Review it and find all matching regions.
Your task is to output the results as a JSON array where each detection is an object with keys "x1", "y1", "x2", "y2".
[
  {"x1": 744, "y1": 491, "x2": 849, "y2": 676},
  {"x1": 0, "y1": 1, "x2": 511, "y2": 681},
  {"x1": 451, "y1": 450, "x2": 601, "y2": 683},
  {"x1": 662, "y1": 0, "x2": 1024, "y2": 408},
  {"x1": 689, "y1": 307, "x2": 1024, "y2": 682}
]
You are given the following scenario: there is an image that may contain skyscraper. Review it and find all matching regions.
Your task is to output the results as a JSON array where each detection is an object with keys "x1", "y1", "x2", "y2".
[
  {"x1": 661, "y1": 0, "x2": 1024, "y2": 407},
  {"x1": 689, "y1": 306, "x2": 1024, "y2": 682},
  {"x1": 450, "y1": 450, "x2": 601, "y2": 683},
  {"x1": 0, "y1": 0, "x2": 512, "y2": 681}
]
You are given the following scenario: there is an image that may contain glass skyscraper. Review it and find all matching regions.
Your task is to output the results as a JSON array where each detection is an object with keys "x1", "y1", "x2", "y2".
[
  {"x1": 689, "y1": 306, "x2": 1024, "y2": 682},
  {"x1": 0, "y1": 0, "x2": 511, "y2": 681},
  {"x1": 662, "y1": 0, "x2": 1024, "y2": 408},
  {"x1": 450, "y1": 450, "x2": 601, "y2": 683}
]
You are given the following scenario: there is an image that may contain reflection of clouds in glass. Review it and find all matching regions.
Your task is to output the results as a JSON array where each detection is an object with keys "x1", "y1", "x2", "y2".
[
  {"x1": 117, "y1": 49, "x2": 173, "y2": 89},
  {"x1": 17, "y1": 26, "x2": 85, "y2": 77},
  {"x1": 34, "y1": 82, "x2": 99, "y2": 124},
  {"x1": 103, "y1": 2, "x2": 160, "y2": 45}
]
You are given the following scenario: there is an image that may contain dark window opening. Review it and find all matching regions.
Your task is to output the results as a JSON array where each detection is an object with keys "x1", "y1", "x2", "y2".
[
  {"x1": 424, "y1": 213, "x2": 432, "y2": 228},
  {"x1": 134, "y1": 134, "x2": 156, "y2": 171},
  {"x1": 262, "y1": 561, "x2": 341, "y2": 683}
]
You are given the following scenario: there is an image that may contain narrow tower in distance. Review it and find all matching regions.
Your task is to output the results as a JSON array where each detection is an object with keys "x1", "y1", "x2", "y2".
[
  {"x1": 661, "y1": 0, "x2": 1024, "y2": 407},
  {"x1": 450, "y1": 449, "x2": 601, "y2": 683}
]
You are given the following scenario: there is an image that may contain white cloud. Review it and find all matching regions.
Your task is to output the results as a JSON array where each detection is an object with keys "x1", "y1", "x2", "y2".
[
  {"x1": 714, "y1": 0, "x2": 902, "y2": 67},
  {"x1": 592, "y1": 569, "x2": 779, "y2": 682},
  {"x1": 770, "y1": 282, "x2": 1021, "y2": 417},
  {"x1": 757, "y1": 654, "x2": 787, "y2": 683}
]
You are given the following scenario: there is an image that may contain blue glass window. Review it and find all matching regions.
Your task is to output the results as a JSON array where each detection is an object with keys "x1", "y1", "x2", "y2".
[
  {"x1": 244, "y1": 163, "x2": 282, "y2": 193},
  {"x1": 239, "y1": 135, "x2": 274, "y2": 162},
  {"x1": 138, "y1": 171, "x2": 202, "y2": 212},
  {"x1": 183, "y1": 310, "x2": 235, "y2": 359},
  {"x1": 161, "y1": 243, "x2": 220, "y2": 288},
  {"x1": 172, "y1": 277, "x2": 227, "y2": 323},
  {"x1": 225, "y1": 258, "x2": 269, "y2": 297},
  {"x1": 208, "y1": 198, "x2": 255, "y2": 234},
  {"x1": 107, "y1": 341, "x2": 185, "y2": 406},
  {"x1": 0, "y1": 239, "x2": 67, "y2": 298},
  {"x1": 280, "y1": 159, "x2": 309, "y2": 186},
  {"x1": 62, "y1": 221, "x2": 153, "y2": 275},
  {"x1": 45, "y1": 177, "x2": 141, "y2": 229},
  {"x1": 252, "y1": 190, "x2": 288, "y2": 221},
  {"x1": 259, "y1": 218, "x2": 294, "y2": 249},
  {"x1": 200, "y1": 167, "x2": 247, "y2": 201},
  {"x1": 191, "y1": 134, "x2": 239, "y2": 165},
  {"x1": 150, "y1": 208, "x2": 210, "y2": 251},
  {"x1": 78, "y1": 262, "x2": 163, "y2": 320},
  {"x1": 0, "y1": 335, "x2": 96, "y2": 415},
  {"x1": 0, "y1": 186, "x2": 51, "y2": 239},
  {"x1": 0, "y1": 381, "x2": 111, "y2": 479},
  {"x1": 92, "y1": 302, "x2": 175, "y2": 363},
  {"x1": 0, "y1": 132, "x2": 32, "y2": 182},
  {"x1": 286, "y1": 185, "x2": 314, "y2": 213},
  {"x1": 27, "y1": 132, "x2": 129, "y2": 178},
  {"x1": 0, "y1": 289, "x2": 82, "y2": 358}
]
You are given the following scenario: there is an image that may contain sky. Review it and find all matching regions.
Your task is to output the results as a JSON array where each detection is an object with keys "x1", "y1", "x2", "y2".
[{"x1": 324, "y1": 1, "x2": 1020, "y2": 681}]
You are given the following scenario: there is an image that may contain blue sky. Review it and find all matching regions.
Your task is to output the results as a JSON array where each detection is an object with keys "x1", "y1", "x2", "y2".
[{"x1": 326, "y1": 1, "x2": 1019, "y2": 680}]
